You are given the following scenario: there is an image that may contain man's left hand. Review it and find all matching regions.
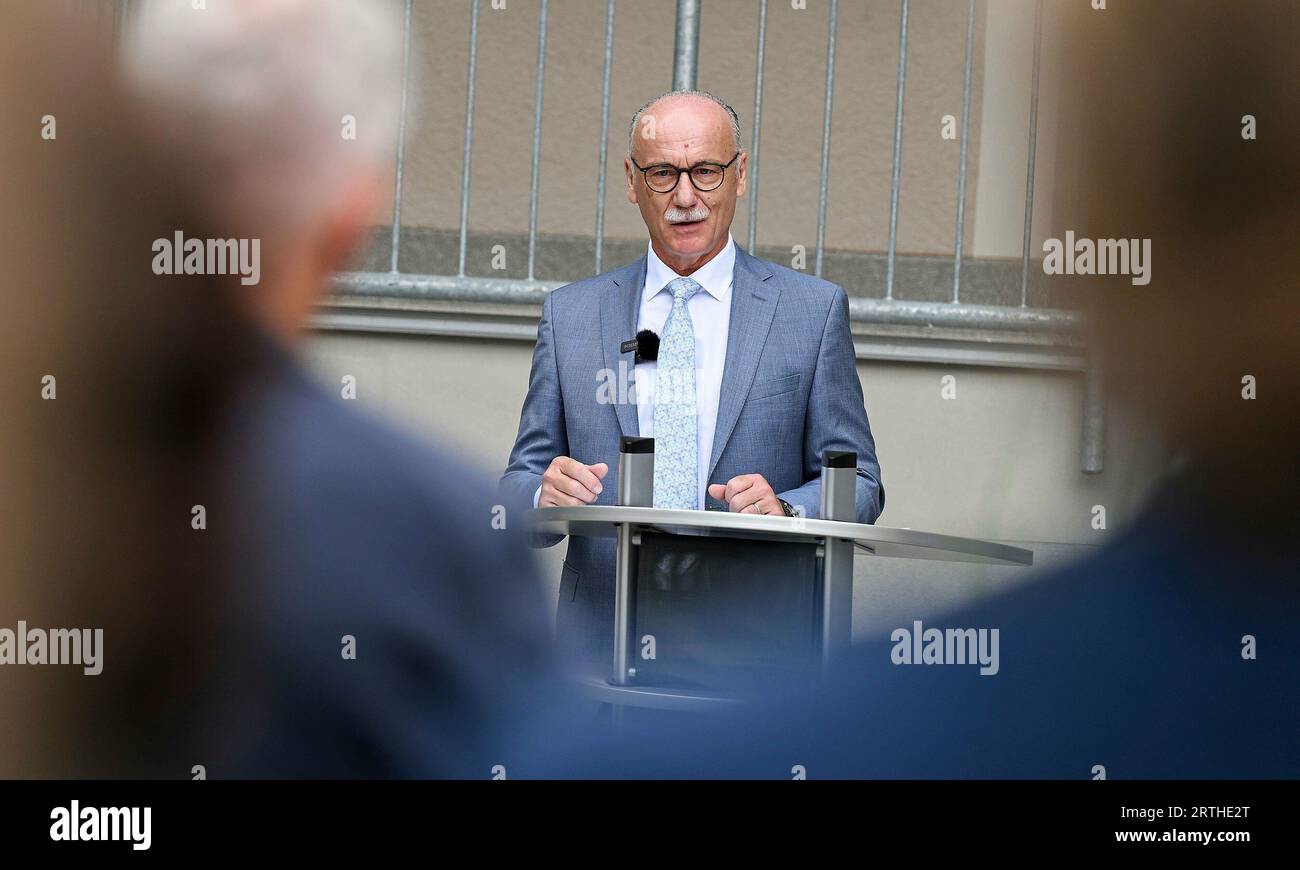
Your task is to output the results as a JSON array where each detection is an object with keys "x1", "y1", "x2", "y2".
[{"x1": 708, "y1": 474, "x2": 783, "y2": 515}]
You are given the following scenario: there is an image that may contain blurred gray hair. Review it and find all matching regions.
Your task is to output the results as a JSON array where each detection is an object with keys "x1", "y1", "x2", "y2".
[
  {"x1": 628, "y1": 90, "x2": 743, "y2": 156},
  {"x1": 122, "y1": 0, "x2": 405, "y2": 229}
]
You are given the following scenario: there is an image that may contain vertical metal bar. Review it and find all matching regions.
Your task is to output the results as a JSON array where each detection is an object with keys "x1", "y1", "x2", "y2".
[
  {"x1": 1019, "y1": 0, "x2": 1043, "y2": 307},
  {"x1": 819, "y1": 460, "x2": 857, "y2": 667},
  {"x1": 613, "y1": 443, "x2": 653, "y2": 686},
  {"x1": 114, "y1": 0, "x2": 130, "y2": 52},
  {"x1": 526, "y1": 0, "x2": 549, "y2": 281},
  {"x1": 672, "y1": 0, "x2": 700, "y2": 91},
  {"x1": 594, "y1": 0, "x2": 616, "y2": 276},
  {"x1": 746, "y1": 0, "x2": 768, "y2": 254},
  {"x1": 457, "y1": 0, "x2": 481, "y2": 278},
  {"x1": 813, "y1": 0, "x2": 838, "y2": 278},
  {"x1": 951, "y1": 0, "x2": 976, "y2": 303},
  {"x1": 820, "y1": 534, "x2": 854, "y2": 669},
  {"x1": 885, "y1": 0, "x2": 910, "y2": 300},
  {"x1": 1081, "y1": 359, "x2": 1105, "y2": 474},
  {"x1": 388, "y1": 0, "x2": 413, "y2": 274},
  {"x1": 612, "y1": 523, "x2": 636, "y2": 685}
]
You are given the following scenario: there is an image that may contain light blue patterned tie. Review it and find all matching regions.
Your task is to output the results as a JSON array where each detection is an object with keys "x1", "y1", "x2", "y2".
[{"x1": 653, "y1": 277, "x2": 702, "y2": 510}]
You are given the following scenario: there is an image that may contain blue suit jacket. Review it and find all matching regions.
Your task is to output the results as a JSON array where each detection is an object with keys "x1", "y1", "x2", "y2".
[{"x1": 500, "y1": 246, "x2": 884, "y2": 662}]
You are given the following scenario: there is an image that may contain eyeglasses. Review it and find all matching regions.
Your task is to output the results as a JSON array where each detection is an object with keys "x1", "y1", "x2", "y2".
[{"x1": 630, "y1": 152, "x2": 740, "y2": 193}]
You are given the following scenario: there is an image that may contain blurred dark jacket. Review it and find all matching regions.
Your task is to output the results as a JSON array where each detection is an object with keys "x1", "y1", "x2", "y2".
[
  {"x1": 201, "y1": 335, "x2": 558, "y2": 778},
  {"x1": 541, "y1": 467, "x2": 1299, "y2": 778}
]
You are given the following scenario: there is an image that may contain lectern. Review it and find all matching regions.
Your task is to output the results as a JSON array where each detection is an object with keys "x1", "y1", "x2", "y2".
[{"x1": 528, "y1": 437, "x2": 1033, "y2": 711}]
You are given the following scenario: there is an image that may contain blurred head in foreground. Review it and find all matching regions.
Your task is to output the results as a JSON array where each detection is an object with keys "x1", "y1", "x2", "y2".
[
  {"x1": 122, "y1": 0, "x2": 404, "y2": 343},
  {"x1": 1057, "y1": 0, "x2": 1299, "y2": 523},
  {"x1": 2, "y1": 1, "x2": 554, "y2": 779},
  {"x1": 0, "y1": 4, "x2": 247, "y2": 776}
]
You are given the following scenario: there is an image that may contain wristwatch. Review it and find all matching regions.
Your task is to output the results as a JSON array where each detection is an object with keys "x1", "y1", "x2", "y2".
[{"x1": 777, "y1": 498, "x2": 797, "y2": 518}]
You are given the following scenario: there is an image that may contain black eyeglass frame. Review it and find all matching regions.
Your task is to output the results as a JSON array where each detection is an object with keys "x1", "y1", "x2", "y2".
[{"x1": 629, "y1": 152, "x2": 741, "y2": 193}]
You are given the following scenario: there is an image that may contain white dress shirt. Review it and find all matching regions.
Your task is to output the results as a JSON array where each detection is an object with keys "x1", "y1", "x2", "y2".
[
  {"x1": 636, "y1": 235, "x2": 734, "y2": 510},
  {"x1": 534, "y1": 235, "x2": 735, "y2": 510}
]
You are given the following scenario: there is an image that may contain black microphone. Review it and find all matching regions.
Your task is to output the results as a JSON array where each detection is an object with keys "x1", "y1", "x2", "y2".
[{"x1": 619, "y1": 329, "x2": 660, "y2": 363}]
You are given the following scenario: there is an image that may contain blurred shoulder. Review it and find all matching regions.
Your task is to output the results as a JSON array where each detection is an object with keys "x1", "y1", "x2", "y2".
[
  {"x1": 252, "y1": 360, "x2": 490, "y2": 517},
  {"x1": 211, "y1": 347, "x2": 553, "y2": 777},
  {"x1": 226, "y1": 350, "x2": 537, "y2": 593}
]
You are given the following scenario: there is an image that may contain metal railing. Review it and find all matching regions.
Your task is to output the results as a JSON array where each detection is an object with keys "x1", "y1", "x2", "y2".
[
  {"x1": 107, "y1": 0, "x2": 1098, "y2": 471},
  {"x1": 349, "y1": 0, "x2": 1069, "y2": 328},
  {"x1": 333, "y1": 0, "x2": 1100, "y2": 472}
]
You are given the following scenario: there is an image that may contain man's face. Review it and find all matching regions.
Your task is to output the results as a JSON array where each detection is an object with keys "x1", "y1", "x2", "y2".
[{"x1": 625, "y1": 97, "x2": 747, "y2": 274}]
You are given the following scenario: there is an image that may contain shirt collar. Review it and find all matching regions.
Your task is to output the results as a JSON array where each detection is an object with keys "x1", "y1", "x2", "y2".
[{"x1": 643, "y1": 234, "x2": 735, "y2": 303}]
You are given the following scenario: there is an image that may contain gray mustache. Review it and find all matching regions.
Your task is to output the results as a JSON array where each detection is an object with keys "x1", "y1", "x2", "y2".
[{"x1": 665, "y1": 205, "x2": 709, "y2": 223}]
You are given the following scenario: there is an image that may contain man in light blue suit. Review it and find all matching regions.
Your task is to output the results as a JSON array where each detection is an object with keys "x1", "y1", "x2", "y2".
[{"x1": 501, "y1": 91, "x2": 883, "y2": 663}]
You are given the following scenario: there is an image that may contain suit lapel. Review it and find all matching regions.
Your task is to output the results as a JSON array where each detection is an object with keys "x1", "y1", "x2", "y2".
[
  {"x1": 707, "y1": 246, "x2": 779, "y2": 484},
  {"x1": 600, "y1": 255, "x2": 646, "y2": 438}
]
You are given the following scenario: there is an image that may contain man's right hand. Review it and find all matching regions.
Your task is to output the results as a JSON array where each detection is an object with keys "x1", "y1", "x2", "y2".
[{"x1": 539, "y1": 457, "x2": 609, "y2": 507}]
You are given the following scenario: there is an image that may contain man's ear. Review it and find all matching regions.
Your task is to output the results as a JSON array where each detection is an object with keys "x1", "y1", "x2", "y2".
[
  {"x1": 625, "y1": 156, "x2": 638, "y2": 205},
  {"x1": 319, "y1": 171, "x2": 385, "y2": 276},
  {"x1": 735, "y1": 151, "x2": 748, "y2": 199}
]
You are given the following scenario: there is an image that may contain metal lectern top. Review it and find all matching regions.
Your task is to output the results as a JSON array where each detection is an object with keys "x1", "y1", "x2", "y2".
[
  {"x1": 527, "y1": 505, "x2": 1033, "y2": 567},
  {"x1": 526, "y1": 502, "x2": 1032, "y2": 712}
]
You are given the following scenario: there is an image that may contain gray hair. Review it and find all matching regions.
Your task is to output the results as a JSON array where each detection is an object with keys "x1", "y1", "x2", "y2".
[
  {"x1": 122, "y1": 0, "x2": 404, "y2": 229},
  {"x1": 627, "y1": 90, "x2": 743, "y2": 156}
]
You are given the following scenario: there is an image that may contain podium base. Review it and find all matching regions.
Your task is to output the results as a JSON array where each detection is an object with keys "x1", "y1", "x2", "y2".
[{"x1": 570, "y1": 673, "x2": 745, "y2": 714}]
